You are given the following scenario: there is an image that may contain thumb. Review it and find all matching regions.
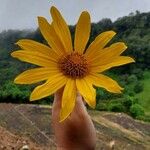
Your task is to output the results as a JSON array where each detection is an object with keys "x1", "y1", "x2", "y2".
[{"x1": 53, "y1": 88, "x2": 64, "y2": 110}]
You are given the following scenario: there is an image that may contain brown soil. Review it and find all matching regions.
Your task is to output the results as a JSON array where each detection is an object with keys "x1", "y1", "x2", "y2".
[
  {"x1": 0, "y1": 103, "x2": 149, "y2": 150},
  {"x1": 0, "y1": 126, "x2": 42, "y2": 150}
]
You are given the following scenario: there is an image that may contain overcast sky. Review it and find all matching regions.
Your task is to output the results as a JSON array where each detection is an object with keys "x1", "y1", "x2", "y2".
[{"x1": 0, "y1": 0, "x2": 150, "y2": 32}]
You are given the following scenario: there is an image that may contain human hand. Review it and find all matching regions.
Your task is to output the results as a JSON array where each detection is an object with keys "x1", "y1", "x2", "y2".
[{"x1": 52, "y1": 88, "x2": 96, "y2": 150}]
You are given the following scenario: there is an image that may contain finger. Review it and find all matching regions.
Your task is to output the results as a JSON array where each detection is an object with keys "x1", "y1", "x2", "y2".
[
  {"x1": 53, "y1": 87, "x2": 64, "y2": 109},
  {"x1": 69, "y1": 93, "x2": 88, "y2": 122},
  {"x1": 53, "y1": 89, "x2": 88, "y2": 122},
  {"x1": 76, "y1": 92, "x2": 87, "y2": 110},
  {"x1": 55, "y1": 87, "x2": 64, "y2": 100}
]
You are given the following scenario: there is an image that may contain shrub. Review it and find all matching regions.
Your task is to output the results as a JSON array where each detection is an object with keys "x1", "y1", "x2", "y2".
[
  {"x1": 96, "y1": 88, "x2": 113, "y2": 100},
  {"x1": 132, "y1": 97, "x2": 139, "y2": 104},
  {"x1": 126, "y1": 74, "x2": 137, "y2": 84},
  {"x1": 134, "y1": 82, "x2": 144, "y2": 93},
  {"x1": 108, "y1": 103, "x2": 125, "y2": 112},
  {"x1": 130, "y1": 104, "x2": 145, "y2": 118},
  {"x1": 124, "y1": 87, "x2": 135, "y2": 96},
  {"x1": 96, "y1": 102, "x2": 108, "y2": 111},
  {"x1": 136, "y1": 115, "x2": 150, "y2": 122},
  {"x1": 128, "y1": 91, "x2": 135, "y2": 96},
  {"x1": 132, "y1": 68, "x2": 144, "y2": 79},
  {"x1": 123, "y1": 96, "x2": 133, "y2": 109}
]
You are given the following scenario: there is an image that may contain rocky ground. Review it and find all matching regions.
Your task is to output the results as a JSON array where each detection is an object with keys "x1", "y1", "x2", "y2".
[
  {"x1": 0, "y1": 103, "x2": 149, "y2": 150},
  {"x1": 0, "y1": 126, "x2": 43, "y2": 150}
]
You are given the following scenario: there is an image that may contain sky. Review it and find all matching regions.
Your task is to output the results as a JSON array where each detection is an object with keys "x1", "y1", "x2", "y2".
[{"x1": 0, "y1": 0, "x2": 150, "y2": 32}]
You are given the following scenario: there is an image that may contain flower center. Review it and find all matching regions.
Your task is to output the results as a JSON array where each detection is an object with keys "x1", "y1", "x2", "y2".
[{"x1": 58, "y1": 52, "x2": 89, "y2": 78}]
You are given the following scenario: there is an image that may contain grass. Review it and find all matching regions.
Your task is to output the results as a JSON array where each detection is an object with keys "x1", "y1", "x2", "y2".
[{"x1": 135, "y1": 71, "x2": 150, "y2": 115}]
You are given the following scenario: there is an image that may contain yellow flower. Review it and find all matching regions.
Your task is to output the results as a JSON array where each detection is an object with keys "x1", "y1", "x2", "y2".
[{"x1": 11, "y1": 6, "x2": 135, "y2": 122}]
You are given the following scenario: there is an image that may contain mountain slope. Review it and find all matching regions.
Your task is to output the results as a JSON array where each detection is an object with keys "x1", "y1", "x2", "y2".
[{"x1": 0, "y1": 104, "x2": 149, "y2": 150}]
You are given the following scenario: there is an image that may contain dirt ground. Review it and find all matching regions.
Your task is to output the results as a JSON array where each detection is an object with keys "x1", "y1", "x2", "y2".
[
  {"x1": 0, "y1": 104, "x2": 55, "y2": 150},
  {"x1": 0, "y1": 103, "x2": 149, "y2": 150},
  {"x1": 0, "y1": 126, "x2": 42, "y2": 150}
]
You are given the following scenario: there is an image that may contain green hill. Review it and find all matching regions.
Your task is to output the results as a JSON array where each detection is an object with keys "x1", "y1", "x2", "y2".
[
  {"x1": 0, "y1": 11, "x2": 150, "y2": 122},
  {"x1": 136, "y1": 71, "x2": 150, "y2": 115}
]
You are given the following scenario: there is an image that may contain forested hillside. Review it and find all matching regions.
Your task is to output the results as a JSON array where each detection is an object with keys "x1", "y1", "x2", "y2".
[{"x1": 0, "y1": 11, "x2": 150, "y2": 121}]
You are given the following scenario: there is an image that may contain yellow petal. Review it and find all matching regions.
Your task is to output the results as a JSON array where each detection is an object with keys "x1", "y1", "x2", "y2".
[
  {"x1": 61, "y1": 79, "x2": 76, "y2": 107},
  {"x1": 60, "y1": 79, "x2": 76, "y2": 122},
  {"x1": 92, "y1": 56, "x2": 135, "y2": 73},
  {"x1": 83, "y1": 87, "x2": 96, "y2": 109},
  {"x1": 11, "y1": 50, "x2": 58, "y2": 67},
  {"x1": 85, "y1": 31, "x2": 116, "y2": 58},
  {"x1": 76, "y1": 78, "x2": 96, "y2": 108},
  {"x1": 88, "y1": 73, "x2": 123, "y2": 93},
  {"x1": 30, "y1": 73, "x2": 67, "y2": 101},
  {"x1": 16, "y1": 39, "x2": 59, "y2": 61},
  {"x1": 38, "y1": 17, "x2": 65, "y2": 55},
  {"x1": 74, "y1": 11, "x2": 91, "y2": 54},
  {"x1": 89, "y1": 42, "x2": 127, "y2": 65},
  {"x1": 50, "y1": 6, "x2": 73, "y2": 53},
  {"x1": 14, "y1": 67, "x2": 60, "y2": 84}
]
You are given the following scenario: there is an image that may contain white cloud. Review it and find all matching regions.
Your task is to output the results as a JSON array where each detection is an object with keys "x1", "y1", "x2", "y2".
[{"x1": 0, "y1": 0, "x2": 150, "y2": 32}]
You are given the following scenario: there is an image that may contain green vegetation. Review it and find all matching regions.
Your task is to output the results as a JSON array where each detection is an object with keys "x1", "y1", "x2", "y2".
[
  {"x1": 95, "y1": 71, "x2": 150, "y2": 122},
  {"x1": 130, "y1": 104, "x2": 145, "y2": 118},
  {"x1": 0, "y1": 11, "x2": 149, "y2": 122},
  {"x1": 136, "y1": 71, "x2": 150, "y2": 115}
]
